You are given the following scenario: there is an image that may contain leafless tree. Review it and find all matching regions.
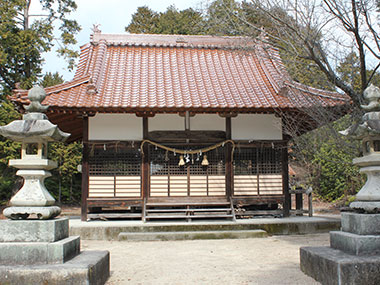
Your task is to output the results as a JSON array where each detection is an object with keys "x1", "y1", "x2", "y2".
[
  {"x1": 240, "y1": 0, "x2": 377, "y2": 193},
  {"x1": 245, "y1": 0, "x2": 380, "y2": 106}
]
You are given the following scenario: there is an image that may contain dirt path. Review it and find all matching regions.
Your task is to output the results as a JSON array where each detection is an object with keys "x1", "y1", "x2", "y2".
[{"x1": 82, "y1": 233, "x2": 329, "y2": 285}]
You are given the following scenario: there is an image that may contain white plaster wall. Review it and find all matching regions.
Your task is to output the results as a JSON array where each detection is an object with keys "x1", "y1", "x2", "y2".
[
  {"x1": 191, "y1": 114, "x2": 225, "y2": 131},
  {"x1": 149, "y1": 114, "x2": 184, "y2": 131},
  {"x1": 89, "y1": 114, "x2": 143, "y2": 140},
  {"x1": 232, "y1": 114, "x2": 282, "y2": 140}
]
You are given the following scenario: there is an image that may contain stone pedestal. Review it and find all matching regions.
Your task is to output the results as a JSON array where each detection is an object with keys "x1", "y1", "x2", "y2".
[
  {"x1": 0, "y1": 217, "x2": 110, "y2": 284},
  {"x1": 300, "y1": 212, "x2": 380, "y2": 285}
]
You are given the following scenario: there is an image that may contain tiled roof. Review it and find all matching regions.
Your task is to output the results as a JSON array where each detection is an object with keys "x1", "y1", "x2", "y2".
[{"x1": 11, "y1": 33, "x2": 350, "y2": 113}]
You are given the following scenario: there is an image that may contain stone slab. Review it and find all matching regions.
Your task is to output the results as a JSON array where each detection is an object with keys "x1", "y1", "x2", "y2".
[
  {"x1": 118, "y1": 229, "x2": 268, "y2": 241},
  {"x1": 341, "y1": 212, "x2": 380, "y2": 235},
  {"x1": 300, "y1": 246, "x2": 380, "y2": 285},
  {"x1": 0, "y1": 217, "x2": 68, "y2": 242},
  {"x1": 330, "y1": 231, "x2": 380, "y2": 256},
  {"x1": 0, "y1": 236, "x2": 80, "y2": 265},
  {"x1": 0, "y1": 250, "x2": 110, "y2": 285}
]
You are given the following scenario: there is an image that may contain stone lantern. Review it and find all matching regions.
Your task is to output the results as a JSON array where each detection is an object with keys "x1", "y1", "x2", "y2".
[
  {"x1": 300, "y1": 84, "x2": 380, "y2": 284},
  {"x1": 348, "y1": 84, "x2": 380, "y2": 211},
  {"x1": 0, "y1": 86, "x2": 109, "y2": 284},
  {"x1": 0, "y1": 85, "x2": 69, "y2": 219}
]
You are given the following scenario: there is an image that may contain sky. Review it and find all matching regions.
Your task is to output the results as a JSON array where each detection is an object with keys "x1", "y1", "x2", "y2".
[{"x1": 31, "y1": 0, "x2": 204, "y2": 81}]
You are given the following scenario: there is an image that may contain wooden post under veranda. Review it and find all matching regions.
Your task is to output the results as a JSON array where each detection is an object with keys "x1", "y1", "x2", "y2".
[{"x1": 81, "y1": 115, "x2": 89, "y2": 221}]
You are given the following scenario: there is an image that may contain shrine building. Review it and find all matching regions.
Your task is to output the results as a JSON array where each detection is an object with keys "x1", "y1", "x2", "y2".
[{"x1": 11, "y1": 32, "x2": 350, "y2": 221}]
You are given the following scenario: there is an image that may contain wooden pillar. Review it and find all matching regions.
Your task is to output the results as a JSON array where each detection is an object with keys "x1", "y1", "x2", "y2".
[
  {"x1": 295, "y1": 191, "x2": 303, "y2": 214},
  {"x1": 81, "y1": 115, "x2": 89, "y2": 221},
  {"x1": 141, "y1": 117, "x2": 149, "y2": 199},
  {"x1": 282, "y1": 143, "x2": 290, "y2": 217},
  {"x1": 225, "y1": 117, "x2": 233, "y2": 198}
]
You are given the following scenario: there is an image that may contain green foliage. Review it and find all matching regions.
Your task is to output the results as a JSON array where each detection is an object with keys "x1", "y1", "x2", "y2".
[
  {"x1": 125, "y1": 6, "x2": 160, "y2": 34},
  {"x1": 40, "y1": 72, "x2": 65, "y2": 87},
  {"x1": 204, "y1": 0, "x2": 246, "y2": 36},
  {"x1": 0, "y1": 0, "x2": 80, "y2": 93},
  {"x1": 0, "y1": 100, "x2": 22, "y2": 204},
  {"x1": 293, "y1": 116, "x2": 365, "y2": 201},
  {"x1": 126, "y1": 5, "x2": 205, "y2": 35},
  {"x1": 46, "y1": 141, "x2": 82, "y2": 203}
]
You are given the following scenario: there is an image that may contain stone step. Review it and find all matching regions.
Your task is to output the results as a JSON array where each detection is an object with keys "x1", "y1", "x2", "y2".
[
  {"x1": 330, "y1": 230, "x2": 380, "y2": 256},
  {"x1": 70, "y1": 216, "x2": 341, "y2": 240},
  {"x1": 0, "y1": 236, "x2": 80, "y2": 265},
  {"x1": 301, "y1": 246, "x2": 380, "y2": 285},
  {"x1": 0, "y1": 250, "x2": 110, "y2": 285},
  {"x1": 118, "y1": 229, "x2": 268, "y2": 241}
]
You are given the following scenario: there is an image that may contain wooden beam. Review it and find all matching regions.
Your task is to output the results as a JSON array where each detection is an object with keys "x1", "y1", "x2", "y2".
[
  {"x1": 282, "y1": 144, "x2": 290, "y2": 217},
  {"x1": 232, "y1": 195, "x2": 284, "y2": 206},
  {"x1": 87, "y1": 198, "x2": 143, "y2": 207},
  {"x1": 81, "y1": 116, "x2": 89, "y2": 221},
  {"x1": 148, "y1": 130, "x2": 226, "y2": 143}
]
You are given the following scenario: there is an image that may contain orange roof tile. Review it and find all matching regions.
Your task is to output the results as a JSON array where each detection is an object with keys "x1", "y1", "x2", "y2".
[{"x1": 11, "y1": 33, "x2": 350, "y2": 113}]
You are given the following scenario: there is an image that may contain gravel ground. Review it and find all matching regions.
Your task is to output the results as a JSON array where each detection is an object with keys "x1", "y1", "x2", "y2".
[{"x1": 82, "y1": 233, "x2": 329, "y2": 285}]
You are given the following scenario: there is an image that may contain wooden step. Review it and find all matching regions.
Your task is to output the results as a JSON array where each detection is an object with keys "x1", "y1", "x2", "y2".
[
  {"x1": 146, "y1": 202, "x2": 230, "y2": 207},
  {"x1": 88, "y1": 213, "x2": 142, "y2": 219},
  {"x1": 146, "y1": 208, "x2": 231, "y2": 213},
  {"x1": 143, "y1": 197, "x2": 236, "y2": 222},
  {"x1": 146, "y1": 214, "x2": 234, "y2": 219}
]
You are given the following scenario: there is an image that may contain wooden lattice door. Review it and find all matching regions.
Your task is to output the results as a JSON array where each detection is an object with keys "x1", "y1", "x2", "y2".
[
  {"x1": 88, "y1": 142, "x2": 142, "y2": 198},
  {"x1": 149, "y1": 145, "x2": 226, "y2": 197},
  {"x1": 233, "y1": 146, "x2": 283, "y2": 196}
]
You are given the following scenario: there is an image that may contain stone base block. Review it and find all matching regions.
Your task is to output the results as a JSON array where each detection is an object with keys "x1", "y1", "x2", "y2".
[
  {"x1": 0, "y1": 236, "x2": 80, "y2": 265},
  {"x1": 0, "y1": 218, "x2": 68, "y2": 242},
  {"x1": 300, "y1": 246, "x2": 380, "y2": 285},
  {"x1": 341, "y1": 212, "x2": 380, "y2": 235},
  {"x1": 330, "y1": 231, "x2": 380, "y2": 256},
  {"x1": 0, "y1": 250, "x2": 110, "y2": 285},
  {"x1": 3, "y1": 206, "x2": 61, "y2": 220}
]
